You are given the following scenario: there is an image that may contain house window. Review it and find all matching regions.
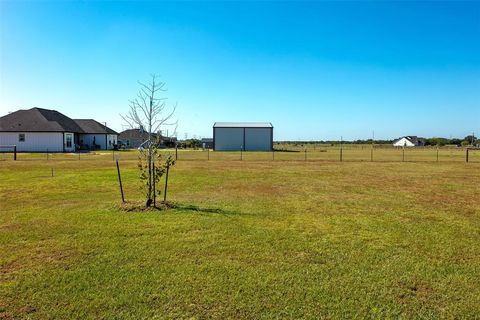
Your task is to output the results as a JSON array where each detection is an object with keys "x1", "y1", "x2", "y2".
[{"x1": 19, "y1": 134, "x2": 25, "y2": 142}]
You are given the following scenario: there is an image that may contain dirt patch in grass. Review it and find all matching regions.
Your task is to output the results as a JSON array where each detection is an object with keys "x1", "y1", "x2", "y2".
[
  {"x1": 1, "y1": 246, "x2": 81, "y2": 281},
  {"x1": 0, "y1": 304, "x2": 37, "y2": 320},
  {"x1": 18, "y1": 305, "x2": 36, "y2": 316},
  {"x1": 0, "y1": 311, "x2": 14, "y2": 320},
  {"x1": 0, "y1": 223, "x2": 21, "y2": 232},
  {"x1": 397, "y1": 280, "x2": 434, "y2": 303}
]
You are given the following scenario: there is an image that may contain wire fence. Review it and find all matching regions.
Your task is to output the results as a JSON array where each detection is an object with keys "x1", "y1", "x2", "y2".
[{"x1": 1, "y1": 147, "x2": 479, "y2": 163}]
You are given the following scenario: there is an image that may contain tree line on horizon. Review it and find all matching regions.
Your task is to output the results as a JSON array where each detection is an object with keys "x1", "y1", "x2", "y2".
[
  {"x1": 276, "y1": 135, "x2": 478, "y2": 147},
  {"x1": 177, "y1": 135, "x2": 478, "y2": 149}
]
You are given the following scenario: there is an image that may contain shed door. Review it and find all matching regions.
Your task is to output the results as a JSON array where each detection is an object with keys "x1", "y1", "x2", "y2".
[{"x1": 245, "y1": 128, "x2": 271, "y2": 151}]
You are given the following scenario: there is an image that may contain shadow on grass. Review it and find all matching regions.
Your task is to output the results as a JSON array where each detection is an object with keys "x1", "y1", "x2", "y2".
[
  {"x1": 172, "y1": 203, "x2": 240, "y2": 216},
  {"x1": 273, "y1": 148, "x2": 300, "y2": 153},
  {"x1": 117, "y1": 201, "x2": 240, "y2": 216}
]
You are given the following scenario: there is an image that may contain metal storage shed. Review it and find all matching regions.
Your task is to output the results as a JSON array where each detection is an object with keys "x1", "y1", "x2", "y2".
[{"x1": 213, "y1": 122, "x2": 273, "y2": 151}]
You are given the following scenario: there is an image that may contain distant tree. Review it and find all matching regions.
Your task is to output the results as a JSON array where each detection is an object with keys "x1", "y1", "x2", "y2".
[
  {"x1": 122, "y1": 74, "x2": 178, "y2": 207},
  {"x1": 450, "y1": 138, "x2": 462, "y2": 146},
  {"x1": 183, "y1": 139, "x2": 202, "y2": 149},
  {"x1": 463, "y1": 135, "x2": 477, "y2": 146},
  {"x1": 425, "y1": 137, "x2": 450, "y2": 146}
]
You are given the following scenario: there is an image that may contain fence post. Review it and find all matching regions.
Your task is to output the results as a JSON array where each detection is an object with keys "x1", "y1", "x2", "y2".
[
  {"x1": 13, "y1": 146, "x2": 17, "y2": 161},
  {"x1": 436, "y1": 146, "x2": 439, "y2": 162},
  {"x1": 466, "y1": 149, "x2": 469, "y2": 163},
  {"x1": 175, "y1": 145, "x2": 178, "y2": 161},
  {"x1": 339, "y1": 137, "x2": 343, "y2": 162},
  {"x1": 402, "y1": 146, "x2": 405, "y2": 162},
  {"x1": 116, "y1": 160, "x2": 125, "y2": 203}
]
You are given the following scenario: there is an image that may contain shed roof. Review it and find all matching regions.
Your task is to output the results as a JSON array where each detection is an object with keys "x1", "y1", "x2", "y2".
[{"x1": 213, "y1": 122, "x2": 273, "y2": 128}]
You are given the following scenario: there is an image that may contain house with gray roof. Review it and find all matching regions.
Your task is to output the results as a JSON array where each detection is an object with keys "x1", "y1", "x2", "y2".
[
  {"x1": 118, "y1": 128, "x2": 177, "y2": 149},
  {"x1": 118, "y1": 128, "x2": 157, "y2": 149},
  {"x1": 0, "y1": 108, "x2": 118, "y2": 152}
]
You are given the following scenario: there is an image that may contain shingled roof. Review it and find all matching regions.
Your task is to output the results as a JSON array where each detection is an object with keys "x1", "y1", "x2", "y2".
[
  {"x1": 118, "y1": 128, "x2": 155, "y2": 141},
  {"x1": 0, "y1": 108, "x2": 84, "y2": 132},
  {"x1": 0, "y1": 108, "x2": 119, "y2": 134},
  {"x1": 74, "y1": 119, "x2": 118, "y2": 134}
]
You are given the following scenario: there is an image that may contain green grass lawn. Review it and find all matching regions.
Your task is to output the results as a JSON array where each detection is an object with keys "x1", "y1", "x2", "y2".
[{"x1": 1, "y1": 158, "x2": 479, "y2": 318}]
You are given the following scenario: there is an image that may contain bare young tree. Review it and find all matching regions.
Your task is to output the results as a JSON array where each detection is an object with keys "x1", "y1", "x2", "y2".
[{"x1": 122, "y1": 74, "x2": 178, "y2": 206}]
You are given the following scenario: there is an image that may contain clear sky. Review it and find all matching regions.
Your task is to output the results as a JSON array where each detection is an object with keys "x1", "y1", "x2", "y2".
[{"x1": 1, "y1": 1, "x2": 479, "y2": 140}]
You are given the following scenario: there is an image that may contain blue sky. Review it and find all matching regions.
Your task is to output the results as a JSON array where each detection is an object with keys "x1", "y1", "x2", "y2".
[{"x1": 1, "y1": 1, "x2": 479, "y2": 140}]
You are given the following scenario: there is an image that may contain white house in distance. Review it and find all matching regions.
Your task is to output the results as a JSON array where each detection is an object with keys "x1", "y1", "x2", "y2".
[
  {"x1": 0, "y1": 108, "x2": 118, "y2": 152},
  {"x1": 393, "y1": 136, "x2": 425, "y2": 147},
  {"x1": 213, "y1": 122, "x2": 273, "y2": 151}
]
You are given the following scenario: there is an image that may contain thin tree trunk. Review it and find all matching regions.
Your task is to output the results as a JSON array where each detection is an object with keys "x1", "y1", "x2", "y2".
[
  {"x1": 153, "y1": 160, "x2": 156, "y2": 207},
  {"x1": 147, "y1": 83, "x2": 154, "y2": 205},
  {"x1": 164, "y1": 163, "x2": 170, "y2": 202}
]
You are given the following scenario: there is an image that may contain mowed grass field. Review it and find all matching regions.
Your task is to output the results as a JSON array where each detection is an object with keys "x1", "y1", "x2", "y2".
[{"x1": 1, "y1": 156, "x2": 479, "y2": 318}]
